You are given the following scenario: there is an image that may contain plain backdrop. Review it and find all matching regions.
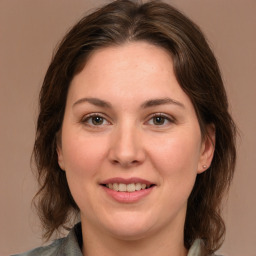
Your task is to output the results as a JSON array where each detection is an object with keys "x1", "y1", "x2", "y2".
[{"x1": 0, "y1": 0, "x2": 255, "y2": 255}]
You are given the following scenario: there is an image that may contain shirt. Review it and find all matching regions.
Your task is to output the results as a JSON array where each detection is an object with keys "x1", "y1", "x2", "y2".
[{"x1": 12, "y1": 223, "x2": 218, "y2": 256}]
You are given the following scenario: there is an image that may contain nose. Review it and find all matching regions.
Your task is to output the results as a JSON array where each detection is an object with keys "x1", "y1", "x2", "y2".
[{"x1": 108, "y1": 123, "x2": 146, "y2": 168}]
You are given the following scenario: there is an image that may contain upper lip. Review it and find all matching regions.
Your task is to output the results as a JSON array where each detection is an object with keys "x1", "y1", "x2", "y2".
[{"x1": 100, "y1": 177, "x2": 154, "y2": 186}]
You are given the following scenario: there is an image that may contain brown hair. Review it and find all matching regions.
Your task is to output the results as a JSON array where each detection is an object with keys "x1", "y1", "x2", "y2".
[{"x1": 33, "y1": 0, "x2": 236, "y2": 254}]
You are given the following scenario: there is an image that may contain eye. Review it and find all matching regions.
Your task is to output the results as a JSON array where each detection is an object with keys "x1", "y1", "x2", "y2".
[
  {"x1": 82, "y1": 114, "x2": 110, "y2": 126},
  {"x1": 147, "y1": 113, "x2": 174, "y2": 126}
]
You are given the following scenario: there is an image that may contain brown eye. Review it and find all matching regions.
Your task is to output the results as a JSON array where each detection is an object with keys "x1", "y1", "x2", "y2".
[
  {"x1": 153, "y1": 116, "x2": 166, "y2": 125},
  {"x1": 82, "y1": 114, "x2": 110, "y2": 127},
  {"x1": 91, "y1": 116, "x2": 104, "y2": 125},
  {"x1": 147, "y1": 113, "x2": 174, "y2": 127}
]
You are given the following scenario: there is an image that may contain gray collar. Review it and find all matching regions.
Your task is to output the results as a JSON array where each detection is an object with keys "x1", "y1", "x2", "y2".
[{"x1": 14, "y1": 223, "x2": 210, "y2": 256}]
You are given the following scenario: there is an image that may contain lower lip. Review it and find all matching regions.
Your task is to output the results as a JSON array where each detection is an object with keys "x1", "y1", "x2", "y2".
[{"x1": 101, "y1": 186, "x2": 154, "y2": 203}]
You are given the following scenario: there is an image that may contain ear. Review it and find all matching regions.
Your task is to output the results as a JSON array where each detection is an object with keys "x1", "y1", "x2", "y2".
[
  {"x1": 197, "y1": 124, "x2": 215, "y2": 174},
  {"x1": 56, "y1": 131, "x2": 65, "y2": 171}
]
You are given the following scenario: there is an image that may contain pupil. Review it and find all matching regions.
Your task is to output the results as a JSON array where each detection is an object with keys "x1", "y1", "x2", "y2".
[
  {"x1": 92, "y1": 116, "x2": 103, "y2": 125},
  {"x1": 154, "y1": 116, "x2": 164, "y2": 125}
]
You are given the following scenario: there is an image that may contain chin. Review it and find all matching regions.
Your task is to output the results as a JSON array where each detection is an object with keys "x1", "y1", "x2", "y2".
[
  {"x1": 108, "y1": 226, "x2": 152, "y2": 241},
  {"x1": 102, "y1": 212, "x2": 157, "y2": 241}
]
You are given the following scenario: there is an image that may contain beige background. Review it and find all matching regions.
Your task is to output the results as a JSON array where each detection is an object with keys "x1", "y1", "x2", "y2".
[{"x1": 0, "y1": 0, "x2": 255, "y2": 255}]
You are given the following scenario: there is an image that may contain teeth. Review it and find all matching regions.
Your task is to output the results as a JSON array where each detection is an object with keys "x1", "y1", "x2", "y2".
[
  {"x1": 105, "y1": 183, "x2": 150, "y2": 192},
  {"x1": 141, "y1": 184, "x2": 147, "y2": 189},
  {"x1": 127, "y1": 183, "x2": 135, "y2": 192},
  {"x1": 135, "y1": 183, "x2": 142, "y2": 191},
  {"x1": 119, "y1": 183, "x2": 126, "y2": 192},
  {"x1": 113, "y1": 183, "x2": 119, "y2": 191}
]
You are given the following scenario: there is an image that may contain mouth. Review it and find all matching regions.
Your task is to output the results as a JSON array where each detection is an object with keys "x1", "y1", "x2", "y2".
[
  {"x1": 101, "y1": 183, "x2": 155, "y2": 192},
  {"x1": 100, "y1": 177, "x2": 156, "y2": 202}
]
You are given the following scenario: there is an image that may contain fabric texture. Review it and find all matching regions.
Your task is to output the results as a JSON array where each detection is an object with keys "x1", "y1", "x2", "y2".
[
  {"x1": 12, "y1": 223, "x2": 83, "y2": 256},
  {"x1": 12, "y1": 223, "x2": 219, "y2": 256}
]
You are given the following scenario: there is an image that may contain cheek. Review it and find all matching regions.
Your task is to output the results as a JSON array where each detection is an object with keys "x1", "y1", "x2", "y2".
[
  {"x1": 149, "y1": 132, "x2": 202, "y2": 211},
  {"x1": 147, "y1": 129, "x2": 202, "y2": 180},
  {"x1": 61, "y1": 132, "x2": 109, "y2": 212},
  {"x1": 61, "y1": 131, "x2": 109, "y2": 178}
]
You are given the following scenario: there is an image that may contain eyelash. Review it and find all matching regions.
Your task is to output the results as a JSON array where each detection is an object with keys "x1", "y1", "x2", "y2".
[
  {"x1": 146, "y1": 113, "x2": 175, "y2": 126},
  {"x1": 81, "y1": 113, "x2": 111, "y2": 127},
  {"x1": 81, "y1": 113, "x2": 175, "y2": 128}
]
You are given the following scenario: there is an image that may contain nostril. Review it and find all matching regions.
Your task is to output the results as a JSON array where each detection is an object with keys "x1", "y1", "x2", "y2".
[
  {"x1": 112, "y1": 160, "x2": 119, "y2": 165},
  {"x1": 111, "y1": 159, "x2": 140, "y2": 167}
]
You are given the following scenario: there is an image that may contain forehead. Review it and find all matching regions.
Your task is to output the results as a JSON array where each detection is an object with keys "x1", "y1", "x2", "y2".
[
  {"x1": 69, "y1": 42, "x2": 180, "y2": 96},
  {"x1": 84, "y1": 42, "x2": 173, "y2": 72},
  {"x1": 65, "y1": 41, "x2": 198, "y2": 126}
]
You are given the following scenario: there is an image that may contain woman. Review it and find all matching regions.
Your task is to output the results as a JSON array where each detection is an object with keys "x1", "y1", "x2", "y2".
[{"x1": 14, "y1": 0, "x2": 236, "y2": 255}]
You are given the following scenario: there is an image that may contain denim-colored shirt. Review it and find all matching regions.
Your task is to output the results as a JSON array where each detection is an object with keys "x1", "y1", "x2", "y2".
[{"x1": 12, "y1": 223, "x2": 219, "y2": 256}]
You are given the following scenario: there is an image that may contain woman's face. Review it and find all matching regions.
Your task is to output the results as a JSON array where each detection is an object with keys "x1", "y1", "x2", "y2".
[{"x1": 57, "y1": 42, "x2": 214, "y2": 240}]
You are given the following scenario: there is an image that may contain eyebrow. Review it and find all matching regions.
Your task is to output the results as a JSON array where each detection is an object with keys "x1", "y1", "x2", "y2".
[
  {"x1": 72, "y1": 97, "x2": 184, "y2": 109},
  {"x1": 73, "y1": 97, "x2": 112, "y2": 108},
  {"x1": 141, "y1": 97, "x2": 184, "y2": 108}
]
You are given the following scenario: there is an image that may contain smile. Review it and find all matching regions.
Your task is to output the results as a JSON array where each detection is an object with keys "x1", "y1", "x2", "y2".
[{"x1": 104, "y1": 183, "x2": 154, "y2": 192}]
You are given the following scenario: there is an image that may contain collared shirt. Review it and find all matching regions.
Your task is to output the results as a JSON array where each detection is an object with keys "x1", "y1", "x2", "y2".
[{"x1": 12, "y1": 223, "x2": 219, "y2": 256}]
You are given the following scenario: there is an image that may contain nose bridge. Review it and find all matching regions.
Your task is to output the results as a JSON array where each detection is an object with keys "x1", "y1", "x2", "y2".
[{"x1": 108, "y1": 118, "x2": 145, "y2": 167}]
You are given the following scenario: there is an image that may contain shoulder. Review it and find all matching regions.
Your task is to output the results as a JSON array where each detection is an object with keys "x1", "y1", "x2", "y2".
[
  {"x1": 12, "y1": 223, "x2": 83, "y2": 256},
  {"x1": 188, "y1": 239, "x2": 224, "y2": 256},
  {"x1": 11, "y1": 238, "x2": 65, "y2": 256}
]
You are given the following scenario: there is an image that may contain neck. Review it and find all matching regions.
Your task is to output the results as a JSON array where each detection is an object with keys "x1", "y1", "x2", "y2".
[{"x1": 81, "y1": 220, "x2": 187, "y2": 256}]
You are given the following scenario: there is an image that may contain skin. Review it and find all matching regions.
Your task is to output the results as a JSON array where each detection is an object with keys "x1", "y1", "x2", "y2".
[{"x1": 57, "y1": 42, "x2": 215, "y2": 256}]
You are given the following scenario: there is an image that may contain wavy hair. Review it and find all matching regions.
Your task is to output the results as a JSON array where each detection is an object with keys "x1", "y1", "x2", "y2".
[{"x1": 33, "y1": 0, "x2": 236, "y2": 254}]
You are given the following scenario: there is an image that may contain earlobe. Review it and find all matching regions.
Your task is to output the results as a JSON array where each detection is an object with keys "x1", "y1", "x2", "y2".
[
  {"x1": 197, "y1": 124, "x2": 215, "y2": 174},
  {"x1": 56, "y1": 132, "x2": 65, "y2": 171},
  {"x1": 57, "y1": 145, "x2": 65, "y2": 171}
]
